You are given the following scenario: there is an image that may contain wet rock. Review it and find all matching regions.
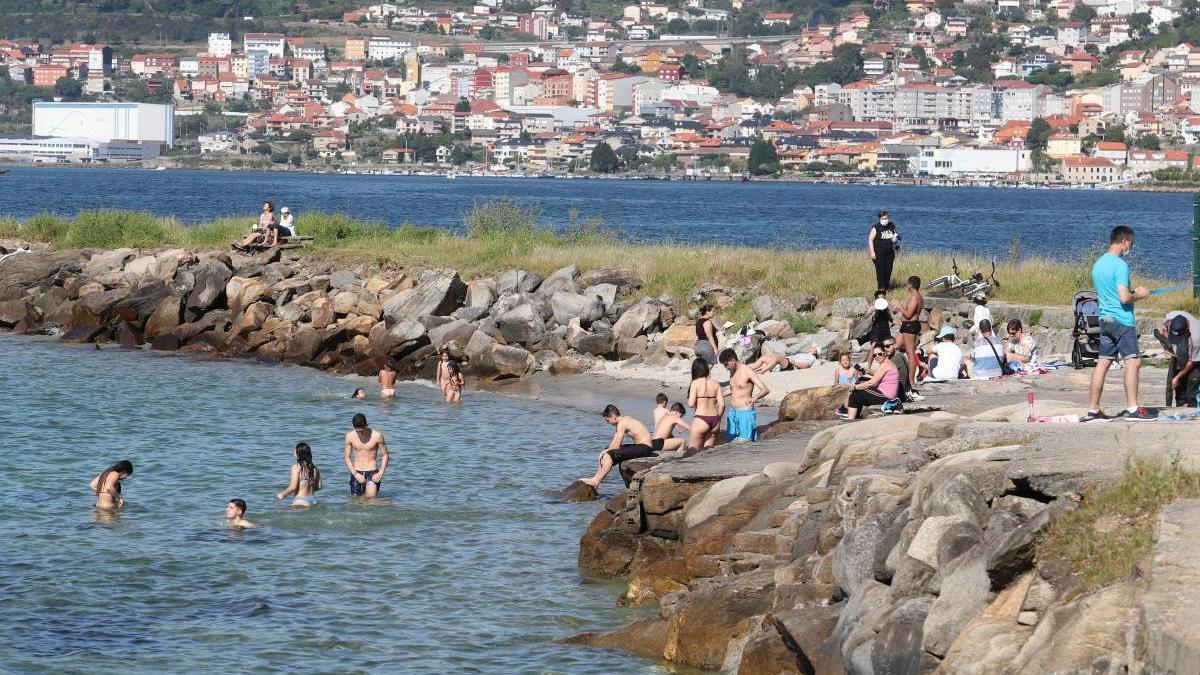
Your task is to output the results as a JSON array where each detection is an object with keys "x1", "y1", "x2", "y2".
[
  {"x1": 143, "y1": 295, "x2": 183, "y2": 339},
  {"x1": 551, "y1": 291, "x2": 604, "y2": 327},
  {"x1": 381, "y1": 269, "x2": 465, "y2": 323},
  {"x1": 491, "y1": 344, "x2": 533, "y2": 378},
  {"x1": 613, "y1": 298, "x2": 661, "y2": 339},
  {"x1": 61, "y1": 323, "x2": 104, "y2": 343},
  {"x1": 832, "y1": 297, "x2": 869, "y2": 318},
  {"x1": 577, "y1": 266, "x2": 643, "y2": 294},
  {"x1": 150, "y1": 333, "x2": 181, "y2": 351},
  {"x1": 116, "y1": 319, "x2": 143, "y2": 347},
  {"x1": 0, "y1": 299, "x2": 29, "y2": 327},
  {"x1": 778, "y1": 385, "x2": 851, "y2": 421},
  {"x1": 496, "y1": 303, "x2": 545, "y2": 346},
  {"x1": 75, "y1": 287, "x2": 131, "y2": 325},
  {"x1": 559, "y1": 480, "x2": 599, "y2": 503},
  {"x1": 115, "y1": 281, "x2": 173, "y2": 325},
  {"x1": 463, "y1": 330, "x2": 497, "y2": 373},
  {"x1": 185, "y1": 262, "x2": 233, "y2": 318},
  {"x1": 496, "y1": 269, "x2": 542, "y2": 295},
  {"x1": 562, "y1": 617, "x2": 668, "y2": 662}
]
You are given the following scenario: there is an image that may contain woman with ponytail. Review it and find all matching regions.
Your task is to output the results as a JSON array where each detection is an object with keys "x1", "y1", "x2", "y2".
[{"x1": 276, "y1": 442, "x2": 323, "y2": 507}]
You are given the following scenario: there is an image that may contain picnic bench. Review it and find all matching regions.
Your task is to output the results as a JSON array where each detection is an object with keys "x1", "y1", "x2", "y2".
[{"x1": 231, "y1": 235, "x2": 314, "y2": 253}]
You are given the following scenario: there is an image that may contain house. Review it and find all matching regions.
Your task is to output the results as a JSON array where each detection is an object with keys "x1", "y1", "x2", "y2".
[
  {"x1": 1063, "y1": 155, "x2": 1118, "y2": 184},
  {"x1": 762, "y1": 12, "x2": 795, "y2": 26},
  {"x1": 1127, "y1": 149, "x2": 1188, "y2": 173},
  {"x1": 381, "y1": 147, "x2": 417, "y2": 163},
  {"x1": 312, "y1": 129, "x2": 348, "y2": 157},
  {"x1": 1093, "y1": 141, "x2": 1127, "y2": 162},
  {"x1": 1045, "y1": 131, "x2": 1081, "y2": 158}
]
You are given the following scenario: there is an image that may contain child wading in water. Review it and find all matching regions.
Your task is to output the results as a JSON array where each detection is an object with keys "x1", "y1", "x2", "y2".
[
  {"x1": 276, "y1": 442, "x2": 323, "y2": 507},
  {"x1": 444, "y1": 361, "x2": 464, "y2": 402}
]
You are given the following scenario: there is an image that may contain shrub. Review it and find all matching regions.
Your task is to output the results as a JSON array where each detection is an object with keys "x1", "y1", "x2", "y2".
[
  {"x1": 298, "y1": 211, "x2": 390, "y2": 243},
  {"x1": 60, "y1": 210, "x2": 177, "y2": 249},
  {"x1": 20, "y1": 213, "x2": 70, "y2": 243},
  {"x1": 463, "y1": 198, "x2": 541, "y2": 239},
  {"x1": 781, "y1": 312, "x2": 818, "y2": 334}
]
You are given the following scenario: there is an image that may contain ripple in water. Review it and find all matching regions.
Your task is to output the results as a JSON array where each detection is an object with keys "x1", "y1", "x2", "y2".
[{"x1": 0, "y1": 335, "x2": 667, "y2": 672}]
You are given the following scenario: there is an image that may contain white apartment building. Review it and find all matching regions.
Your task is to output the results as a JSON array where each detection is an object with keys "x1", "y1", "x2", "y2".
[
  {"x1": 917, "y1": 147, "x2": 1032, "y2": 175},
  {"x1": 367, "y1": 36, "x2": 412, "y2": 61},
  {"x1": 243, "y1": 33, "x2": 286, "y2": 58},
  {"x1": 208, "y1": 32, "x2": 232, "y2": 57}
]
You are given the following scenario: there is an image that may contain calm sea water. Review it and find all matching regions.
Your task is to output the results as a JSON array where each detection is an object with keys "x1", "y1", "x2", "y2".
[
  {"x1": 1, "y1": 166, "x2": 1194, "y2": 273},
  {"x1": 0, "y1": 334, "x2": 662, "y2": 673}
]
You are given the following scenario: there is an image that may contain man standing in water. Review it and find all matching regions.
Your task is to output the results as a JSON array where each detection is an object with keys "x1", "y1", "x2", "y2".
[
  {"x1": 720, "y1": 349, "x2": 769, "y2": 442},
  {"x1": 378, "y1": 361, "x2": 397, "y2": 400},
  {"x1": 345, "y1": 413, "x2": 390, "y2": 496}
]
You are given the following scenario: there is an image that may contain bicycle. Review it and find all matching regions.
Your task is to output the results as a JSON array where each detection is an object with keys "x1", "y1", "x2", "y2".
[{"x1": 924, "y1": 258, "x2": 1001, "y2": 298}]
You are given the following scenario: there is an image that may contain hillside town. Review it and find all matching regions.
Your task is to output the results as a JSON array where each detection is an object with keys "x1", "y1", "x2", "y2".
[{"x1": 4, "y1": 0, "x2": 1200, "y2": 184}]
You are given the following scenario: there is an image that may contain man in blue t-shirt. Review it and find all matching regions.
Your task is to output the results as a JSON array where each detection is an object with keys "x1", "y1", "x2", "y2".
[{"x1": 1085, "y1": 225, "x2": 1153, "y2": 421}]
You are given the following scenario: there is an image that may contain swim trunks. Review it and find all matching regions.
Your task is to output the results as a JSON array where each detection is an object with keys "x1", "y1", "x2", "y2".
[
  {"x1": 607, "y1": 443, "x2": 658, "y2": 464},
  {"x1": 350, "y1": 469, "x2": 381, "y2": 496},
  {"x1": 726, "y1": 407, "x2": 758, "y2": 442},
  {"x1": 900, "y1": 320, "x2": 921, "y2": 335},
  {"x1": 381, "y1": 388, "x2": 396, "y2": 398}
]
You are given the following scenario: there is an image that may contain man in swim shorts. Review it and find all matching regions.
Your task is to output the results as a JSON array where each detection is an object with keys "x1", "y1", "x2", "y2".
[
  {"x1": 580, "y1": 405, "x2": 658, "y2": 487},
  {"x1": 653, "y1": 402, "x2": 692, "y2": 452},
  {"x1": 345, "y1": 413, "x2": 390, "y2": 496},
  {"x1": 721, "y1": 349, "x2": 769, "y2": 442},
  {"x1": 378, "y1": 361, "x2": 396, "y2": 400}
]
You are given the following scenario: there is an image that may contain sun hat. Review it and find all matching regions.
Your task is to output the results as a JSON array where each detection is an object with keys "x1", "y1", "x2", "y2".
[{"x1": 937, "y1": 325, "x2": 956, "y2": 340}]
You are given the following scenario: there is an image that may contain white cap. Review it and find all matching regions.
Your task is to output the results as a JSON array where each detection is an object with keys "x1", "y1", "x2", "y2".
[
  {"x1": 281, "y1": 206, "x2": 290, "y2": 213},
  {"x1": 874, "y1": 298, "x2": 889, "y2": 311}
]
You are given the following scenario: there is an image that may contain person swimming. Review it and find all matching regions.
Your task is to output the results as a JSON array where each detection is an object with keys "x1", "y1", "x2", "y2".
[
  {"x1": 90, "y1": 460, "x2": 133, "y2": 510},
  {"x1": 351, "y1": 388, "x2": 366, "y2": 399},
  {"x1": 226, "y1": 499, "x2": 256, "y2": 528},
  {"x1": 276, "y1": 442, "x2": 323, "y2": 507}
]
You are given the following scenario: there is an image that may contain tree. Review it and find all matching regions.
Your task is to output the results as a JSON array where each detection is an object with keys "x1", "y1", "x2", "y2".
[
  {"x1": 665, "y1": 18, "x2": 691, "y2": 34},
  {"x1": 1136, "y1": 133, "x2": 1161, "y2": 150},
  {"x1": 590, "y1": 142, "x2": 619, "y2": 173},
  {"x1": 446, "y1": 45, "x2": 464, "y2": 62},
  {"x1": 1026, "y1": 117, "x2": 1052, "y2": 152},
  {"x1": 455, "y1": 97, "x2": 471, "y2": 112},
  {"x1": 450, "y1": 144, "x2": 472, "y2": 165},
  {"x1": 1103, "y1": 123, "x2": 1127, "y2": 143},
  {"x1": 1129, "y1": 12, "x2": 1152, "y2": 39},
  {"x1": 1070, "y1": 3, "x2": 1097, "y2": 23},
  {"x1": 53, "y1": 76, "x2": 84, "y2": 100},
  {"x1": 747, "y1": 139, "x2": 779, "y2": 175}
]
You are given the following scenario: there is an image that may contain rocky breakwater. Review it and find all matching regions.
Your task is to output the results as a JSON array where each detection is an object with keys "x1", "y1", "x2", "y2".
[
  {"x1": 568, "y1": 405, "x2": 1200, "y2": 673},
  {"x1": 0, "y1": 247, "x2": 709, "y2": 380}
]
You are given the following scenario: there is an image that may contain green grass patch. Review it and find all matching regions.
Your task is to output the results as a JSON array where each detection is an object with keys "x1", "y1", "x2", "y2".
[
  {"x1": 1028, "y1": 309, "x2": 1043, "y2": 327},
  {"x1": 781, "y1": 311, "x2": 819, "y2": 334},
  {"x1": 1037, "y1": 455, "x2": 1200, "y2": 595},
  {"x1": 1, "y1": 204, "x2": 1196, "y2": 315}
]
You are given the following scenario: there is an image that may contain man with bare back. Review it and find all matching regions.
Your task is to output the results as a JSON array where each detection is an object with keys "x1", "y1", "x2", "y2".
[
  {"x1": 579, "y1": 405, "x2": 656, "y2": 487},
  {"x1": 653, "y1": 402, "x2": 692, "y2": 452},
  {"x1": 378, "y1": 361, "x2": 397, "y2": 400},
  {"x1": 345, "y1": 413, "x2": 390, "y2": 496}
]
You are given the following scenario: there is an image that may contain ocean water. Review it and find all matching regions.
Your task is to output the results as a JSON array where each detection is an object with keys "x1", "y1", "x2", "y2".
[
  {"x1": 0, "y1": 334, "x2": 661, "y2": 673},
  {"x1": 0, "y1": 166, "x2": 1193, "y2": 273}
]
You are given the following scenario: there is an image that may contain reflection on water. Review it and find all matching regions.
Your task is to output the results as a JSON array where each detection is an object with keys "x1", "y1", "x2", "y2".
[{"x1": 0, "y1": 335, "x2": 663, "y2": 673}]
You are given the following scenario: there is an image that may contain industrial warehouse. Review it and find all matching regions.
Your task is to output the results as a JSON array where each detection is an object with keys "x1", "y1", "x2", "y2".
[{"x1": 0, "y1": 101, "x2": 173, "y2": 163}]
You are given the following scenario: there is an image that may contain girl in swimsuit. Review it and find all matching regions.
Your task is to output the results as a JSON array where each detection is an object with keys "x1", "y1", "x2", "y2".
[
  {"x1": 833, "y1": 353, "x2": 857, "y2": 386},
  {"x1": 90, "y1": 460, "x2": 133, "y2": 511},
  {"x1": 435, "y1": 351, "x2": 452, "y2": 400},
  {"x1": 276, "y1": 442, "x2": 323, "y2": 507},
  {"x1": 687, "y1": 357, "x2": 725, "y2": 450},
  {"x1": 444, "y1": 360, "x2": 465, "y2": 403}
]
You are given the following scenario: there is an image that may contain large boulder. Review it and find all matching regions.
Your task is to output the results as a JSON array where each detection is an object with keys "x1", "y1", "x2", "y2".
[
  {"x1": 368, "y1": 318, "x2": 427, "y2": 357},
  {"x1": 491, "y1": 344, "x2": 533, "y2": 377},
  {"x1": 551, "y1": 291, "x2": 604, "y2": 327},
  {"x1": 664, "y1": 322, "x2": 697, "y2": 356},
  {"x1": 465, "y1": 278, "x2": 497, "y2": 309},
  {"x1": 832, "y1": 297, "x2": 870, "y2": 318},
  {"x1": 496, "y1": 303, "x2": 546, "y2": 345},
  {"x1": 0, "y1": 251, "x2": 81, "y2": 301},
  {"x1": 428, "y1": 319, "x2": 476, "y2": 358},
  {"x1": 613, "y1": 298, "x2": 661, "y2": 339},
  {"x1": 283, "y1": 326, "x2": 324, "y2": 363},
  {"x1": 582, "y1": 283, "x2": 618, "y2": 310},
  {"x1": 779, "y1": 385, "x2": 852, "y2": 421},
  {"x1": 577, "y1": 266, "x2": 643, "y2": 294},
  {"x1": 115, "y1": 281, "x2": 174, "y2": 326},
  {"x1": 537, "y1": 265, "x2": 579, "y2": 297},
  {"x1": 231, "y1": 301, "x2": 272, "y2": 337},
  {"x1": 753, "y1": 295, "x2": 793, "y2": 322},
  {"x1": 0, "y1": 299, "x2": 29, "y2": 328},
  {"x1": 496, "y1": 269, "x2": 543, "y2": 295},
  {"x1": 328, "y1": 269, "x2": 359, "y2": 289},
  {"x1": 558, "y1": 480, "x2": 599, "y2": 503},
  {"x1": 225, "y1": 276, "x2": 267, "y2": 315},
  {"x1": 144, "y1": 295, "x2": 183, "y2": 339},
  {"x1": 185, "y1": 262, "x2": 233, "y2": 318},
  {"x1": 381, "y1": 269, "x2": 465, "y2": 323},
  {"x1": 82, "y1": 248, "x2": 137, "y2": 278},
  {"x1": 571, "y1": 329, "x2": 616, "y2": 357}
]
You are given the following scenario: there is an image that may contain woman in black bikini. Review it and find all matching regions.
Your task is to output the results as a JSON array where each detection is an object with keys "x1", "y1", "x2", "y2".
[{"x1": 687, "y1": 358, "x2": 724, "y2": 450}]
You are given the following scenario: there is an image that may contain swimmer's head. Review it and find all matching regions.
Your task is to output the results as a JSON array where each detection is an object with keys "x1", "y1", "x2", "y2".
[
  {"x1": 109, "y1": 460, "x2": 134, "y2": 479},
  {"x1": 601, "y1": 404, "x2": 621, "y2": 424},
  {"x1": 669, "y1": 402, "x2": 686, "y2": 416},
  {"x1": 655, "y1": 393, "x2": 668, "y2": 405},
  {"x1": 351, "y1": 388, "x2": 366, "y2": 399},
  {"x1": 352, "y1": 413, "x2": 368, "y2": 429},
  {"x1": 227, "y1": 499, "x2": 247, "y2": 519}
]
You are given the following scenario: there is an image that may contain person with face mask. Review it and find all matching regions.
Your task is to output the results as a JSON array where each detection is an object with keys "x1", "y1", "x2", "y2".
[
  {"x1": 868, "y1": 210, "x2": 899, "y2": 291},
  {"x1": 1083, "y1": 225, "x2": 1154, "y2": 421}
]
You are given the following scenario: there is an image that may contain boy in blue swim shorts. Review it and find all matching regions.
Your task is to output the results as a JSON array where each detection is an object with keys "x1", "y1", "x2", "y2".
[{"x1": 720, "y1": 348, "x2": 769, "y2": 442}]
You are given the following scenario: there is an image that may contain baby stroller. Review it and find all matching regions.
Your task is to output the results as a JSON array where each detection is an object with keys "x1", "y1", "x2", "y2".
[{"x1": 1070, "y1": 290, "x2": 1101, "y2": 369}]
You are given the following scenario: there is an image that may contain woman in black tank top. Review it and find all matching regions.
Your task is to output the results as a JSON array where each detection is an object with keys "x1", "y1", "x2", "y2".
[{"x1": 868, "y1": 210, "x2": 899, "y2": 291}]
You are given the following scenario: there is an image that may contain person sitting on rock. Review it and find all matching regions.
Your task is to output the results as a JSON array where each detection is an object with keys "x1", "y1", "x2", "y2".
[
  {"x1": 1004, "y1": 320, "x2": 1039, "y2": 373},
  {"x1": 833, "y1": 353, "x2": 857, "y2": 385},
  {"x1": 749, "y1": 345, "x2": 821, "y2": 373},
  {"x1": 652, "y1": 392, "x2": 669, "y2": 428},
  {"x1": 653, "y1": 402, "x2": 691, "y2": 453},
  {"x1": 579, "y1": 405, "x2": 659, "y2": 487},
  {"x1": 234, "y1": 201, "x2": 275, "y2": 252},
  {"x1": 836, "y1": 341, "x2": 901, "y2": 420}
]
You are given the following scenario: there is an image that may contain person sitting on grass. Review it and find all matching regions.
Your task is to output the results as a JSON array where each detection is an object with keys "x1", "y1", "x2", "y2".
[
  {"x1": 1004, "y1": 319, "x2": 1039, "y2": 372},
  {"x1": 836, "y1": 342, "x2": 900, "y2": 420},
  {"x1": 579, "y1": 405, "x2": 659, "y2": 488},
  {"x1": 749, "y1": 345, "x2": 821, "y2": 373}
]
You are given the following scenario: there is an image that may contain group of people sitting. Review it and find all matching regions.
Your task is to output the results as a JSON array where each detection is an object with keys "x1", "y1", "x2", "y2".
[{"x1": 234, "y1": 201, "x2": 296, "y2": 252}]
